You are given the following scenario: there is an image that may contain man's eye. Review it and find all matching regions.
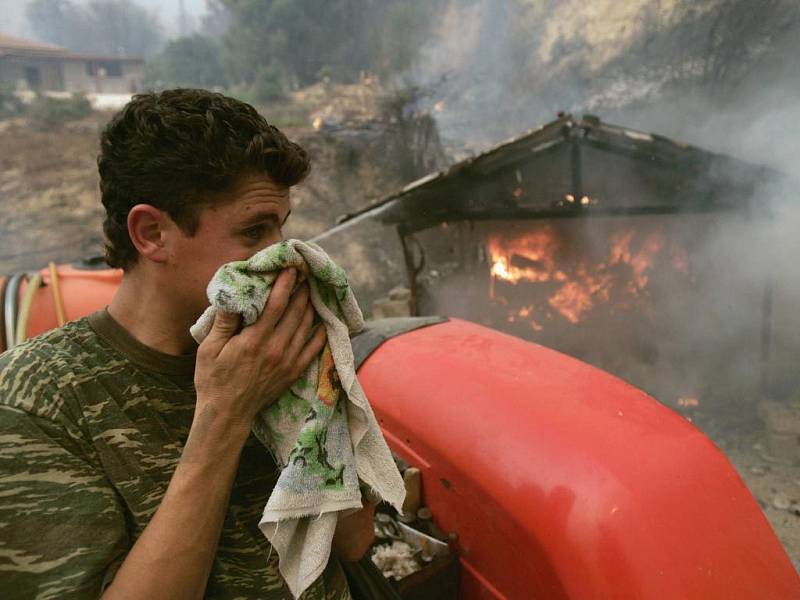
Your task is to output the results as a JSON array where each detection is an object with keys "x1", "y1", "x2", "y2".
[{"x1": 243, "y1": 225, "x2": 267, "y2": 240}]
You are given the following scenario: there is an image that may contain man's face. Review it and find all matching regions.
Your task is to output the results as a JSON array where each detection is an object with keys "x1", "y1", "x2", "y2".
[{"x1": 166, "y1": 174, "x2": 292, "y2": 320}]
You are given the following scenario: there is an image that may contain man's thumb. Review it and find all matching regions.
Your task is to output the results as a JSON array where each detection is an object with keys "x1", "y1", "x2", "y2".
[
  {"x1": 203, "y1": 310, "x2": 241, "y2": 353},
  {"x1": 212, "y1": 310, "x2": 241, "y2": 336}
]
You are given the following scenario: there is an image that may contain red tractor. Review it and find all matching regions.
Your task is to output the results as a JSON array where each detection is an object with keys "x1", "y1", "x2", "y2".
[{"x1": 2, "y1": 261, "x2": 798, "y2": 599}]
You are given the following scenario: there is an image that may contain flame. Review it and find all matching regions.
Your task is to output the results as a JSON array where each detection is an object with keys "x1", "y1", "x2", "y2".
[
  {"x1": 677, "y1": 397, "x2": 700, "y2": 408},
  {"x1": 548, "y1": 269, "x2": 612, "y2": 323},
  {"x1": 609, "y1": 229, "x2": 664, "y2": 290},
  {"x1": 491, "y1": 256, "x2": 512, "y2": 280},
  {"x1": 507, "y1": 304, "x2": 544, "y2": 331},
  {"x1": 489, "y1": 227, "x2": 559, "y2": 283},
  {"x1": 434, "y1": 101, "x2": 446, "y2": 113},
  {"x1": 312, "y1": 116, "x2": 323, "y2": 130},
  {"x1": 559, "y1": 194, "x2": 598, "y2": 207},
  {"x1": 489, "y1": 224, "x2": 688, "y2": 327}
]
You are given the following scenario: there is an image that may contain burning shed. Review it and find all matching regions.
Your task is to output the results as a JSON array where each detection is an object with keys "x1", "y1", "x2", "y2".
[{"x1": 314, "y1": 114, "x2": 790, "y2": 423}]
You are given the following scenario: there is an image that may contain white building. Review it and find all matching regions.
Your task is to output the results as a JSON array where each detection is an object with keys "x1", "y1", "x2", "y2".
[{"x1": 0, "y1": 33, "x2": 144, "y2": 94}]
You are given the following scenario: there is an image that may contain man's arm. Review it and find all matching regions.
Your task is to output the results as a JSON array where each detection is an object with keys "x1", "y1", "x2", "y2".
[
  {"x1": 100, "y1": 407, "x2": 249, "y2": 599},
  {"x1": 103, "y1": 268, "x2": 328, "y2": 599}
]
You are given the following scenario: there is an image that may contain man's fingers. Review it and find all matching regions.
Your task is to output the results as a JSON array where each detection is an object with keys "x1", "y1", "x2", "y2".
[
  {"x1": 201, "y1": 310, "x2": 241, "y2": 357},
  {"x1": 251, "y1": 268, "x2": 297, "y2": 334},
  {"x1": 272, "y1": 282, "x2": 310, "y2": 340},
  {"x1": 295, "y1": 324, "x2": 328, "y2": 372},
  {"x1": 286, "y1": 303, "x2": 316, "y2": 362}
]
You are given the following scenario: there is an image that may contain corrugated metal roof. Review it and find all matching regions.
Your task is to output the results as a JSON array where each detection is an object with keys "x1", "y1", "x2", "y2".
[{"x1": 333, "y1": 114, "x2": 781, "y2": 227}]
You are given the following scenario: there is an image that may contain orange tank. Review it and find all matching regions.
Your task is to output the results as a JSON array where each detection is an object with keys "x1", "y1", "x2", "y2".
[{"x1": 1, "y1": 261, "x2": 122, "y2": 351}]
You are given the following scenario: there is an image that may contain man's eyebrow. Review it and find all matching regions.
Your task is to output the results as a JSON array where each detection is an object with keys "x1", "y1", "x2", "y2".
[{"x1": 237, "y1": 209, "x2": 292, "y2": 226}]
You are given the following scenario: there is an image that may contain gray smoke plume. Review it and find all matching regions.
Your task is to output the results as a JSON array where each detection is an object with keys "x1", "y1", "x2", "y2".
[{"x1": 397, "y1": 0, "x2": 800, "y2": 431}]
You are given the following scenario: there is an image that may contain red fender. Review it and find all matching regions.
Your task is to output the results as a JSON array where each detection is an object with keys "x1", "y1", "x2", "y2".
[{"x1": 358, "y1": 318, "x2": 800, "y2": 599}]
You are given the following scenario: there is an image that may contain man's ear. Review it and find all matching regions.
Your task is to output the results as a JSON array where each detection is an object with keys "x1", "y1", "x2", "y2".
[{"x1": 127, "y1": 204, "x2": 173, "y2": 264}]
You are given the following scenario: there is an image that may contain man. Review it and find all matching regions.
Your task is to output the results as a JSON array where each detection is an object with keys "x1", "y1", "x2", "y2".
[{"x1": 0, "y1": 89, "x2": 375, "y2": 599}]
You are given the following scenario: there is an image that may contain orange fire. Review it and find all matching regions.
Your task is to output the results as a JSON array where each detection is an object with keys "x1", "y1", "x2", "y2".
[
  {"x1": 489, "y1": 224, "x2": 688, "y2": 327},
  {"x1": 677, "y1": 397, "x2": 700, "y2": 408},
  {"x1": 549, "y1": 270, "x2": 612, "y2": 324},
  {"x1": 506, "y1": 304, "x2": 544, "y2": 331},
  {"x1": 489, "y1": 226, "x2": 562, "y2": 284}
]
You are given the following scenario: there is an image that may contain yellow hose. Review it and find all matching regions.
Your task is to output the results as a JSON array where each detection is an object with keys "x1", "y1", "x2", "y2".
[
  {"x1": 48, "y1": 262, "x2": 66, "y2": 327},
  {"x1": 15, "y1": 273, "x2": 42, "y2": 346}
]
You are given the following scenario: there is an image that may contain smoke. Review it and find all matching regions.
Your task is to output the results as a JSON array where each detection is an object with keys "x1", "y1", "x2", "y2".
[
  {"x1": 405, "y1": 0, "x2": 526, "y2": 152},
  {"x1": 0, "y1": 0, "x2": 32, "y2": 36},
  {"x1": 409, "y1": 0, "x2": 800, "y2": 169},
  {"x1": 397, "y1": 0, "x2": 800, "y2": 430}
]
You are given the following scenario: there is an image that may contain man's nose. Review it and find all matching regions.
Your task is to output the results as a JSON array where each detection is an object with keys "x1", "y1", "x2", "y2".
[{"x1": 263, "y1": 232, "x2": 283, "y2": 249}]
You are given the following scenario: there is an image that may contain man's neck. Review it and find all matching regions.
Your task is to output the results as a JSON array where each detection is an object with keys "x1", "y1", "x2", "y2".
[{"x1": 108, "y1": 271, "x2": 200, "y2": 356}]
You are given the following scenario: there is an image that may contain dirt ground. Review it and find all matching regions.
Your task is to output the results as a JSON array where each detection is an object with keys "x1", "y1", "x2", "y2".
[
  {"x1": 714, "y1": 428, "x2": 800, "y2": 573},
  {"x1": 0, "y1": 81, "x2": 444, "y2": 273},
  {"x1": 1, "y1": 100, "x2": 798, "y2": 575},
  {"x1": 0, "y1": 115, "x2": 107, "y2": 273}
]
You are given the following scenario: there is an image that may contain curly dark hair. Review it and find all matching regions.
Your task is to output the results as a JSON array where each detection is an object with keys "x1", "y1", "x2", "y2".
[{"x1": 98, "y1": 88, "x2": 310, "y2": 270}]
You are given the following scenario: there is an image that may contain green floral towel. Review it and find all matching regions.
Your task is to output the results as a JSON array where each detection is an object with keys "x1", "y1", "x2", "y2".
[{"x1": 190, "y1": 239, "x2": 405, "y2": 599}]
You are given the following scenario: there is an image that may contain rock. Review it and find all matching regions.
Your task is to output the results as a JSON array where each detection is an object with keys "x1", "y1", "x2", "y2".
[
  {"x1": 372, "y1": 297, "x2": 411, "y2": 319},
  {"x1": 773, "y1": 494, "x2": 791, "y2": 511},
  {"x1": 388, "y1": 286, "x2": 411, "y2": 301}
]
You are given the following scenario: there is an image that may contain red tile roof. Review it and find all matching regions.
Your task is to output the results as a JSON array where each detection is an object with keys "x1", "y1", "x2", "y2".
[
  {"x1": 0, "y1": 32, "x2": 67, "y2": 55},
  {"x1": 0, "y1": 32, "x2": 142, "y2": 62}
]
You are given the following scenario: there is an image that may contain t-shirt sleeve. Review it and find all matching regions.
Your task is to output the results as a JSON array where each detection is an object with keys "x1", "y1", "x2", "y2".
[{"x1": 0, "y1": 404, "x2": 130, "y2": 599}]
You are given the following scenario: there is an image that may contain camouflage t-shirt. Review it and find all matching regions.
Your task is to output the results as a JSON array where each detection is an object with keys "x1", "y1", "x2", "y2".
[{"x1": 0, "y1": 308, "x2": 352, "y2": 599}]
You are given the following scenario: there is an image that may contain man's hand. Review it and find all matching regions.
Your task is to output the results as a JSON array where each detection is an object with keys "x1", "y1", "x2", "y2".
[
  {"x1": 193, "y1": 267, "x2": 328, "y2": 433},
  {"x1": 332, "y1": 497, "x2": 378, "y2": 562}
]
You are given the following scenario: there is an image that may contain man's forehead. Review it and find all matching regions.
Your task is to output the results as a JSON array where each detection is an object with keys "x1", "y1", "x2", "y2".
[
  {"x1": 210, "y1": 175, "x2": 291, "y2": 217},
  {"x1": 234, "y1": 177, "x2": 290, "y2": 207}
]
